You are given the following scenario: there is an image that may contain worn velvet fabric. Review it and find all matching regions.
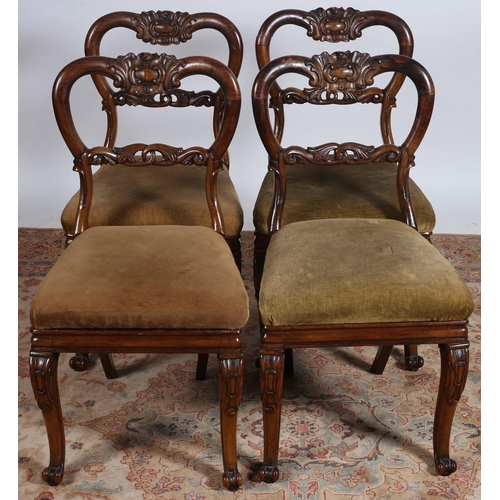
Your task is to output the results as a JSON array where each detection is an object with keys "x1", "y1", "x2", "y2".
[
  {"x1": 259, "y1": 219, "x2": 473, "y2": 326},
  {"x1": 253, "y1": 163, "x2": 436, "y2": 235},
  {"x1": 61, "y1": 165, "x2": 244, "y2": 237},
  {"x1": 31, "y1": 226, "x2": 249, "y2": 330}
]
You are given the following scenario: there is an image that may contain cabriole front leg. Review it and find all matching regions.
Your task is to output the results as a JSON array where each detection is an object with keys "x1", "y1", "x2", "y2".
[
  {"x1": 258, "y1": 349, "x2": 285, "y2": 483},
  {"x1": 29, "y1": 351, "x2": 65, "y2": 486},
  {"x1": 218, "y1": 353, "x2": 243, "y2": 490},
  {"x1": 433, "y1": 341, "x2": 469, "y2": 476}
]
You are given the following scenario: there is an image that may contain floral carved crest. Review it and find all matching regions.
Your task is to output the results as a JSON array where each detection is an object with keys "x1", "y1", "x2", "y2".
[
  {"x1": 131, "y1": 10, "x2": 197, "y2": 45},
  {"x1": 304, "y1": 7, "x2": 367, "y2": 43},
  {"x1": 280, "y1": 51, "x2": 383, "y2": 105},
  {"x1": 107, "y1": 52, "x2": 216, "y2": 107}
]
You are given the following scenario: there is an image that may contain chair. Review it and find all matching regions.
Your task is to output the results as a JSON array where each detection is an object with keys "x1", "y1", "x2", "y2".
[
  {"x1": 253, "y1": 7, "x2": 435, "y2": 372},
  {"x1": 62, "y1": 11, "x2": 244, "y2": 258},
  {"x1": 61, "y1": 10, "x2": 244, "y2": 376},
  {"x1": 29, "y1": 51, "x2": 248, "y2": 490},
  {"x1": 252, "y1": 50, "x2": 473, "y2": 482}
]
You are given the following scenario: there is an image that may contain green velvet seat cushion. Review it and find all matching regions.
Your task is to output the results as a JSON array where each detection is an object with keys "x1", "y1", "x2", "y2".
[
  {"x1": 61, "y1": 164, "x2": 244, "y2": 237},
  {"x1": 259, "y1": 219, "x2": 473, "y2": 327},
  {"x1": 253, "y1": 163, "x2": 436, "y2": 235},
  {"x1": 31, "y1": 225, "x2": 249, "y2": 330}
]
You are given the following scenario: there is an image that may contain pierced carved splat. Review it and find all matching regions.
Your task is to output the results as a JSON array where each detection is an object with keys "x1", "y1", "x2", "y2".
[
  {"x1": 113, "y1": 144, "x2": 209, "y2": 167},
  {"x1": 281, "y1": 51, "x2": 385, "y2": 105},
  {"x1": 107, "y1": 52, "x2": 216, "y2": 107},
  {"x1": 284, "y1": 142, "x2": 402, "y2": 166},
  {"x1": 305, "y1": 7, "x2": 368, "y2": 43},
  {"x1": 131, "y1": 10, "x2": 197, "y2": 45}
]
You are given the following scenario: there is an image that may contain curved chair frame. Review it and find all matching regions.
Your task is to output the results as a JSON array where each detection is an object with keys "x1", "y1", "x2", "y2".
[
  {"x1": 252, "y1": 51, "x2": 470, "y2": 482},
  {"x1": 64, "y1": 11, "x2": 244, "y2": 375},
  {"x1": 253, "y1": 7, "x2": 431, "y2": 373},
  {"x1": 30, "y1": 52, "x2": 246, "y2": 490}
]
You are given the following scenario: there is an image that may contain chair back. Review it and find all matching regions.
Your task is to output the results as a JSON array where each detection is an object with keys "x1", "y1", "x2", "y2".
[
  {"x1": 252, "y1": 51, "x2": 434, "y2": 234},
  {"x1": 256, "y1": 7, "x2": 413, "y2": 145},
  {"x1": 84, "y1": 11, "x2": 243, "y2": 150},
  {"x1": 53, "y1": 52, "x2": 241, "y2": 238}
]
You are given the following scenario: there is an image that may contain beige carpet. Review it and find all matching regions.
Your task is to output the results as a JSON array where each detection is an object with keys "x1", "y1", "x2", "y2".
[{"x1": 18, "y1": 229, "x2": 480, "y2": 499}]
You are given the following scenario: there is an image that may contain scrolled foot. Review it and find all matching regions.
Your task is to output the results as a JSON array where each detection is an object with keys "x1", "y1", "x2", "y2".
[
  {"x1": 405, "y1": 354, "x2": 424, "y2": 371},
  {"x1": 222, "y1": 470, "x2": 243, "y2": 490},
  {"x1": 434, "y1": 456, "x2": 457, "y2": 476},
  {"x1": 258, "y1": 465, "x2": 280, "y2": 483},
  {"x1": 42, "y1": 464, "x2": 64, "y2": 486},
  {"x1": 69, "y1": 353, "x2": 90, "y2": 371}
]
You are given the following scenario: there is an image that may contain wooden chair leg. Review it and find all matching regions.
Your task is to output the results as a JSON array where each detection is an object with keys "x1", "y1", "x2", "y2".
[
  {"x1": 433, "y1": 342, "x2": 469, "y2": 476},
  {"x1": 371, "y1": 346, "x2": 393, "y2": 374},
  {"x1": 258, "y1": 349, "x2": 284, "y2": 483},
  {"x1": 99, "y1": 353, "x2": 118, "y2": 379},
  {"x1": 218, "y1": 353, "x2": 243, "y2": 490},
  {"x1": 284, "y1": 348, "x2": 294, "y2": 376},
  {"x1": 253, "y1": 233, "x2": 270, "y2": 299},
  {"x1": 29, "y1": 352, "x2": 65, "y2": 486},
  {"x1": 69, "y1": 352, "x2": 90, "y2": 371},
  {"x1": 196, "y1": 354, "x2": 209, "y2": 380},
  {"x1": 371, "y1": 345, "x2": 424, "y2": 374},
  {"x1": 404, "y1": 344, "x2": 425, "y2": 371}
]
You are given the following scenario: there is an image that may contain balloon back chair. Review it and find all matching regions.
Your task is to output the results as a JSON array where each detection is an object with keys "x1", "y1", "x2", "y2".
[
  {"x1": 60, "y1": 10, "x2": 244, "y2": 376},
  {"x1": 252, "y1": 50, "x2": 473, "y2": 482},
  {"x1": 253, "y1": 7, "x2": 436, "y2": 373},
  {"x1": 29, "y1": 51, "x2": 249, "y2": 490},
  {"x1": 61, "y1": 10, "x2": 244, "y2": 262}
]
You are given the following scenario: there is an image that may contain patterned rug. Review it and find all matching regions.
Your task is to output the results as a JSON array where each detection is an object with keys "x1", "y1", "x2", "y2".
[{"x1": 18, "y1": 229, "x2": 481, "y2": 499}]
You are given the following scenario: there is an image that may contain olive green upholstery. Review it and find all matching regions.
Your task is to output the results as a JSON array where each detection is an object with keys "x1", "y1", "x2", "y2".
[
  {"x1": 31, "y1": 225, "x2": 249, "y2": 331},
  {"x1": 61, "y1": 165, "x2": 244, "y2": 238},
  {"x1": 254, "y1": 163, "x2": 435, "y2": 236},
  {"x1": 259, "y1": 219, "x2": 473, "y2": 327}
]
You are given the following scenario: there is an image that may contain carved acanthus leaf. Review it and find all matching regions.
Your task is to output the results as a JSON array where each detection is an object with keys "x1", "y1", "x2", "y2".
[
  {"x1": 279, "y1": 51, "x2": 381, "y2": 105},
  {"x1": 107, "y1": 52, "x2": 215, "y2": 108},
  {"x1": 310, "y1": 50, "x2": 377, "y2": 102},
  {"x1": 305, "y1": 7, "x2": 367, "y2": 43},
  {"x1": 132, "y1": 10, "x2": 197, "y2": 45}
]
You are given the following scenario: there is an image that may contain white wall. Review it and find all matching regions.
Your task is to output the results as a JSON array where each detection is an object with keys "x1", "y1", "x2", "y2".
[{"x1": 18, "y1": 0, "x2": 481, "y2": 234}]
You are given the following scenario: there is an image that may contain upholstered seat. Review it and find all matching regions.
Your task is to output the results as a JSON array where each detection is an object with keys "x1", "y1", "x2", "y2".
[
  {"x1": 29, "y1": 51, "x2": 248, "y2": 490},
  {"x1": 31, "y1": 225, "x2": 249, "y2": 331},
  {"x1": 61, "y1": 165, "x2": 244, "y2": 238},
  {"x1": 252, "y1": 48, "x2": 473, "y2": 482},
  {"x1": 259, "y1": 219, "x2": 472, "y2": 327},
  {"x1": 254, "y1": 164, "x2": 435, "y2": 236}
]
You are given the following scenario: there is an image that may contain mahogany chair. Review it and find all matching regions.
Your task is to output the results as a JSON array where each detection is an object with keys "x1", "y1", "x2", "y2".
[
  {"x1": 29, "y1": 51, "x2": 248, "y2": 490},
  {"x1": 61, "y1": 11, "x2": 244, "y2": 259},
  {"x1": 252, "y1": 51, "x2": 473, "y2": 482},
  {"x1": 61, "y1": 10, "x2": 244, "y2": 376},
  {"x1": 253, "y1": 7, "x2": 436, "y2": 372}
]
